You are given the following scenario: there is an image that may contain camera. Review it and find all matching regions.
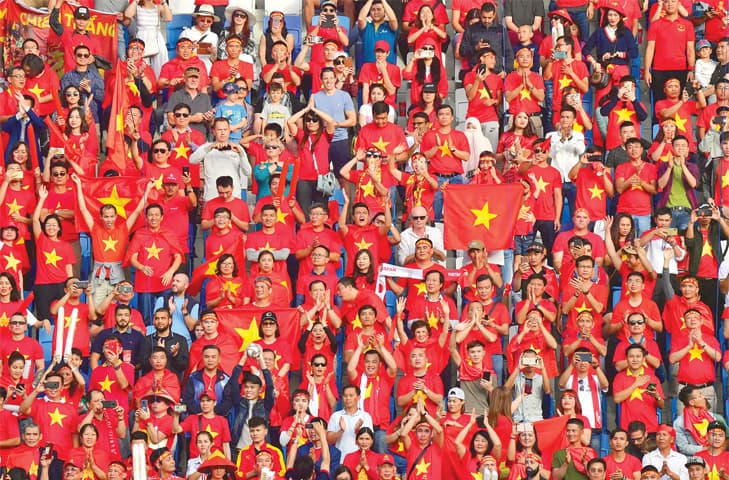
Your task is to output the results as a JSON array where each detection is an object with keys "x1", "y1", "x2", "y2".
[
  {"x1": 320, "y1": 14, "x2": 335, "y2": 28},
  {"x1": 45, "y1": 381, "x2": 60, "y2": 390},
  {"x1": 102, "y1": 400, "x2": 118, "y2": 409},
  {"x1": 587, "y1": 153, "x2": 603, "y2": 162},
  {"x1": 698, "y1": 206, "x2": 713, "y2": 217},
  {"x1": 182, "y1": 166, "x2": 190, "y2": 176},
  {"x1": 309, "y1": 35, "x2": 323, "y2": 44},
  {"x1": 173, "y1": 404, "x2": 187, "y2": 414},
  {"x1": 576, "y1": 352, "x2": 593, "y2": 363},
  {"x1": 522, "y1": 357, "x2": 538, "y2": 366},
  {"x1": 75, "y1": 280, "x2": 89, "y2": 289},
  {"x1": 118, "y1": 285, "x2": 133, "y2": 294}
]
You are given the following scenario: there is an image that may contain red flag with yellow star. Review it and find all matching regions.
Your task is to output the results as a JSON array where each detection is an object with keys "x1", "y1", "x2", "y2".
[
  {"x1": 78, "y1": 175, "x2": 149, "y2": 231},
  {"x1": 106, "y1": 59, "x2": 131, "y2": 173},
  {"x1": 443, "y1": 184, "x2": 523, "y2": 250}
]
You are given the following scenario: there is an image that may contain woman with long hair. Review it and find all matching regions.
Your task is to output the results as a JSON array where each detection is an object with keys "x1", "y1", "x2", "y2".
[
  {"x1": 63, "y1": 106, "x2": 98, "y2": 176},
  {"x1": 497, "y1": 111, "x2": 537, "y2": 165},
  {"x1": 278, "y1": 389, "x2": 314, "y2": 448},
  {"x1": 407, "y1": 4, "x2": 448, "y2": 58},
  {"x1": 342, "y1": 427, "x2": 381, "y2": 480},
  {"x1": 648, "y1": 118, "x2": 677, "y2": 163},
  {"x1": 1, "y1": 351, "x2": 29, "y2": 409},
  {"x1": 0, "y1": 271, "x2": 25, "y2": 339},
  {"x1": 507, "y1": 423, "x2": 543, "y2": 465},
  {"x1": 352, "y1": 249, "x2": 377, "y2": 292},
  {"x1": 298, "y1": 354, "x2": 338, "y2": 421},
  {"x1": 68, "y1": 424, "x2": 111, "y2": 479},
  {"x1": 259, "y1": 11, "x2": 295, "y2": 66},
  {"x1": 123, "y1": 0, "x2": 172, "y2": 75},
  {"x1": 6, "y1": 142, "x2": 40, "y2": 188},
  {"x1": 486, "y1": 386, "x2": 516, "y2": 462},
  {"x1": 205, "y1": 253, "x2": 246, "y2": 309},
  {"x1": 298, "y1": 319, "x2": 338, "y2": 372},
  {"x1": 287, "y1": 103, "x2": 336, "y2": 213},
  {"x1": 360, "y1": 84, "x2": 396, "y2": 127},
  {"x1": 556, "y1": 390, "x2": 592, "y2": 445},
  {"x1": 186, "y1": 431, "x2": 216, "y2": 480},
  {"x1": 402, "y1": 38, "x2": 448, "y2": 105},
  {"x1": 604, "y1": 213, "x2": 636, "y2": 268},
  {"x1": 455, "y1": 413, "x2": 503, "y2": 478},
  {"x1": 218, "y1": 6, "x2": 257, "y2": 61},
  {"x1": 407, "y1": 84, "x2": 442, "y2": 130}
]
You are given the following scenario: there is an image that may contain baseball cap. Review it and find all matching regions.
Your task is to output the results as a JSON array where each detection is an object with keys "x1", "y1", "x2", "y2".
[
  {"x1": 74, "y1": 6, "x2": 91, "y2": 19},
  {"x1": 320, "y1": 0, "x2": 337, "y2": 9},
  {"x1": 422, "y1": 83, "x2": 437, "y2": 93},
  {"x1": 198, "y1": 390, "x2": 217, "y2": 401},
  {"x1": 184, "y1": 66, "x2": 201, "y2": 78},
  {"x1": 708, "y1": 421, "x2": 726, "y2": 433},
  {"x1": 223, "y1": 82, "x2": 241, "y2": 94},
  {"x1": 379, "y1": 454, "x2": 395, "y2": 467},
  {"x1": 261, "y1": 311, "x2": 278, "y2": 324},
  {"x1": 447, "y1": 387, "x2": 465, "y2": 400},
  {"x1": 686, "y1": 457, "x2": 706, "y2": 468},
  {"x1": 375, "y1": 40, "x2": 390, "y2": 52},
  {"x1": 696, "y1": 39, "x2": 712, "y2": 51},
  {"x1": 527, "y1": 241, "x2": 546, "y2": 253},
  {"x1": 468, "y1": 240, "x2": 485, "y2": 251},
  {"x1": 163, "y1": 172, "x2": 179, "y2": 184}
]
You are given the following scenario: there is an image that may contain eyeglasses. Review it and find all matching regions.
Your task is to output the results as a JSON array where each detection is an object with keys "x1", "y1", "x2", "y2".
[
  {"x1": 52, "y1": 171, "x2": 67, "y2": 177},
  {"x1": 534, "y1": 149, "x2": 545, "y2": 154},
  {"x1": 333, "y1": 59, "x2": 345, "y2": 65},
  {"x1": 366, "y1": 152, "x2": 381, "y2": 158},
  {"x1": 65, "y1": 91, "x2": 80, "y2": 97},
  {"x1": 198, "y1": 17, "x2": 214, "y2": 23},
  {"x1": 265, "y1": 145, "x2": 280, "y2": 150},
  {"x1": 174, "y1": 112, "x2": 190, "y2": 118},
  {"x1": 9, "y1": 321, "x2": 25, "y2": 326},
  {"x1": 412, "y1": 215, "x2": 426, "y2": 220},
  {"x1": 306, "y1": 117, "x2": 321, "y2": 123},
  {"x1": 311, "y1": 253, "x2": 327, "y2": 258},
  {"x1": 261, "y1": 321, "x2": 276, "y2": 326},
  {"x1": 233, "y1": 11, "x2": 247, "y2": 18},
  {"x1": 421, "y1": 46, "x2": 435, "y2": 51},
  {"x1": 312, "y1": 362, "x2": 327, "y2": 367},
  {"x1": 627, "y1": 320, "x2": 645, "y2": 326},
  {"x1": 76, "y1": 53, "x2": 91, "y2": 58},
  {"x1": 10, "y1": 74, "x2": 25, "y2": 79}
]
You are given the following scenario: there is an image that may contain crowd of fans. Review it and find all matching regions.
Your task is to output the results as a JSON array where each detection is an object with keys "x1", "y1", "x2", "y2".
[{"x1": 4, "y1": 0, "x2": 729, "y2": 478}]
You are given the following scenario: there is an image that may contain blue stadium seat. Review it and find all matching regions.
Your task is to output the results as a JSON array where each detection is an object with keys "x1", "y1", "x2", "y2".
[{"x1": 167, "y1": 14, "x2": 194, "y2": 60}]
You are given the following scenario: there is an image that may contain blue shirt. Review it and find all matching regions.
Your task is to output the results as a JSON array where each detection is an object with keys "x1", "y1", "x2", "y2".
[
  {"x1": 360, "y1": 19, "x2": 397, "y2": 65},
  {"x1": 313, "y1": 89, "x2": 355, "y2": 143},
  {"x1": 215, "y1": 102, "x2": 247, "y2": 142}
]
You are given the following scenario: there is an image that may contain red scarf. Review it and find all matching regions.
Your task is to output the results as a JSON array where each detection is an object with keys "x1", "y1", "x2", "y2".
[
  {"x1": 571, "y1": 369, "x2": 601, "y2": 428},
  {"x1": 683, "y1": 407, "x2": 714, "y2": 446},
  {"x1": 567, "y1": 447, "x2": 596, "y2": 474}
]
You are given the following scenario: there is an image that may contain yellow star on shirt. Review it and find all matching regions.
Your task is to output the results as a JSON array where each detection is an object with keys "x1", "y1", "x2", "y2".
[
  {"x1": 674, "y1": 112, "x2": 688, "y2": 132},
  {"x1": 558, "y1": 76, "x2": 573, "y2": 89},
  {"x1": 528, "y1": 344, "x2": 542, "y2": 354},
  {"x1": 5, "y1": 199, "x2": 22, "y2": 216},
  {"x1": 212, "y1": 244, "x2": 224, "y2": 257},
  {"x1": 3, "y1": 252, "x2": 20, "y2": 272},
  {"x1": 588, "y1": 184, "x2": 605, "y2": 200},
  {"x1": 414, "y1": 458, "x2": 431, "y2": 475},
  {"x1": 173, "y1": 143, "x2": 191, "y2": 159},
  {"x1": 438, "y1": 140, "x2": 452, "y2": 156},
  {"x1": 354, "y1": 238, "x2": 373, "y2": 251},
  {"x1": 629, "y1": 387, "x2": 645, "y2": 401},
  {"x1": 372, "y1": 136, "x2": 390, "y2": 152},
  {"x1": 534, "y1": 176, "x2": 550, "y2": 194},
  {"x1": 0, "y1": 313, "x2": 8, "y2": 328},
  {"x1": 351, "y1": 314, "x2": 363, "y2": 330},
  {"x1": 204, "y1": 259, "x2": 219, "y2": 276},
  {"x1": 471, "y1": 202, "x2": 498, "y2": 230},
  {"x1": 414, "y1": 282, "x2": 427, "y2": 296},
  {"x1": 98, "y1": 374, "x2": 115, "y2": 392},
  {"x1": 519, "y1": 88, "x2": 532, "y2": 100},
  {"x1": 28, "y1": 83, "x2": 45, "y2": 98},
  {"x1": 688, "y1": 343, "x2": 705, "y2": 361},
  {"x1": 145, "y1": 242, "x2": 163, "y2": 260},
  {"x1": 361, "y1": 180, "x2": 375, "y2": 198},
  {"x1": 258, "y1": 242, "x2": 274, "y2": 252},
  {"x1": 98, "y1": 185, "x2": 132, "y2": 218},
  {"x1": 234, "y1": 318, "x2": 260, "y2": 352},
  {"x1": 102, "y1": 236, "x2": 118, "y2": 252},
  {"x1": 613, "y1": 107, "x2": 634, "y2": 123},
  {"x1": 29, "y1": 461, "x2": 38, "y2": 476},
  {"x1": 708, "y1": 464, "x2": 722, "y2": 480},
  {"x1": 722, "y1": 169, "x2": 729, "y2": 188},
  {"x1": 276, "y1": 208, "x2": 289, "y2": 224},
  {"x1": 693, "y1": 418, "x2": 710, "y2": 436},
  {"x1": 478, "y1": 87, "x2": 490, "y2": 99},
  {"x1": 223, "y1": 281, "x2": 242, "y2": 295},
  {"x1": 702, "y1": 241, "x2": 714, "y2": 258},
  {"x1": 573, "y1": 122, "x2": 584, "y2": 133},
  {"x1": 43, "y1": 249, "x2": 62, "y2": 267},
  {"x1": 471, "y1": 473, "x2": 484, "y2": 480},
  {"x1": 153, "y1": 174, "x2": 164, "y2": 190},
  {"x1": 204, "y1": 424, "x2": 220, "y2": 439},
  {"x1": 426, "y1": 310, "x2": 439, "y2": 329},
  {"x1": 48, "y1": 407, "x2": 67, "y2": 427}
]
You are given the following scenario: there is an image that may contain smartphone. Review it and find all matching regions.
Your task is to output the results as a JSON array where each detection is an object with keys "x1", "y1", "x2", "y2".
[
  {"x1": 102, "y1": 400, "x2": 118, "y2": 409},
  {"x1": 43, "y1": 443, "x2": 53, "y2": 457},
  {"x1": 553, "y1": 50, "x2": 567, "y2": 60},
  {"x1": 118, "y1": 285, "x2": 133, "y2": 294},
  {"x1": 482, "y1": 371, "x2": 491, "y2": 381},
  {"x1": 305, "y1": 423, "x2": 314, "y2": 429},
  {"x1": 714, "y1": 116, "x2": 727, "y2": 126},
  {"x1": 45, "y1": 381, "x2": 60, "y2": 390},
  {"x1": 665, "y1": 228, "x2": 678, "y2": 236},
  {"x1": 309, "y1": 35, "x2": 323, "y2": 44},
  {"x1": 173, "y1": 404, "x2": 187, "y2": 413},
  {"x1": 647, "y1": 383, "x2": 657, "y2": 391},
  {"x1": 140, "y1": 399, "x2": 149, "y2": 411},
  {"x1": 576, "y1": 352, "x2": 593, "y2": 363},
  {"x1": 75, "y1": 280, "x2": 89, "y2": 289},
  {"x1": 344, "y1": 57, "x2": 353, "y2": 69},
  {"x1": 524, "y1": 377, "x2": 533, "y2": 394},
  {"x1": 421, "y1": 49, "x2": 435, "y2": 58},
  {"x1": 182, "y1": 166, "x2": 190, "y2": 176},
  {"x1": 522, "y1": 357, "x2": 538, "y2": 367},
  {"x1": 477, "y1": 64, "x2": 487, "y2": 76},
  {"x1": 320, "y1": 14, "x2": 335, "y2": 28}
]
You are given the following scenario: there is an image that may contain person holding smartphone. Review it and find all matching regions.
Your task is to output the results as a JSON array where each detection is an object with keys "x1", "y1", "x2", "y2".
[{"x1": 506, "y1": 350, "x2": 550, "y2": 423}]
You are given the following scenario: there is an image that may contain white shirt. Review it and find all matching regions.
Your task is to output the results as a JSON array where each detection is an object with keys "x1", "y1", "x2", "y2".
[
  {"x1": 397, "y1": 226, "x2": 445, "y2": 266},
  {"x1": 642, "y1": 448, "x2": 688, "y2": 480},
  {"x1": 644, "y1": 235, "x2": 685, "y2": 274},
  {"x1": 327, "y1": 408, "x2": 373, "y2": 456},
  {"x1": 547, "y1": 130, "x2": 585, "y2": 182},
  {"x1": 563, "y1": 374, "x2": 607, "y2": 429},
  {"x1": 189, "y1": 142, "x2": 252, "y2": 201}
]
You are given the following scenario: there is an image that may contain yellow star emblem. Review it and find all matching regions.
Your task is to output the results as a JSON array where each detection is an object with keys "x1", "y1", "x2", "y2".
[
  {"x1": 722, "y1": 169, "x2": 729, "y2": 188},
  {"x1": 145, "y1": 242, "x2": 163, "y2": 260},
  {"x1": 528, "y1": 344, "x2": 542, "y2": 354},
  {"x1": 702, "y1": 241, "x2": 713, "y2": 258},
  {"x1": 115, "y1": 113, "x2": 124, "y2": 132},
  {"x1": 48, "y1": 407, "x2": 67, "y2": 427},
  {"x1": 204, "y1": 424, "x2": 220, "y2": 439},
  {"x1": 98, "y1": 374, "x2": 115, "y2": 392},
  {"x1": 102, "y1": 236, "x2": 118, "y2": 252},
  {"x1": 629, "y1": 387, "x2": 645, "y2": 401},
  {"x1": 519, "y1": 88, "x2": 532, "y2": 100},
  {"x1": 414, "y1": 458, "x2": 431, "y2": 475},
  {"x1": 426, "y1": 310, "x2": 439, "y2": 329},
  {"x1": 173, "y1": 143, "x2": 191, "y2": 159},
  {"x1": 153, "y1": 174, "x2": 164, "y2": 190},
  {"x1": 558, "y1": 76, "x2": 573, "y2": 89},
  {"x1": 414, "y1": 282, "x2": 427, "y2": 296},
  {"x1": 478, "y1": 87, "x2": 490, "y2": 99},
  {"x1": 693, "y1": 418, "x2": 710, "y2": 436},
  {"x1": 126, "y1": 81, "x2": 140, "y2": 96},
  {"x1": 372, "y1": 136, "x2": 390, "y2": 153},
  {"x1": 223, "y1": 281, "x2": 241, "y2": 295},
  {"x1": 688, "y1": 343, "x2": 705, "y2": 361},
  {"x1": 613, "y1": 107, "x2": 634, "y2": 123},
  {"x1": 351, "y1": 314, "x2": 363, "y2": 330},
  {"x1": 709, "y1": 465, "x2": 722, "y2": 480},
  {"x1": 588, "y1": 184, "x2": 604, "y2": 200},
  {"x1": 534, "y1": 176, "x2": 550, "y2": 194},
  {"x1": 361, "y1": 180, "x2": 375, "y2": 198},
  {"x1": 573, "y1": 122, "x2": 584, "y2": 133},
  {"x1": 258, "y1": 242, "x2": 274, "y2": 252},
  {"x1": 674, "y1": 112, "x2": 688, "y2": 132},
  {"x1": 205, "y1": 259, "x2": 218, "y2": 276},
  {"x1": 5, "y1": 199, "x2": 21, "y2": 216},
  {"x1": 98, "y1": 185, "x2": 132, "y2": 219},
  {"x1": 234, "y1": 317, "x2": 260, "y2": 352},
  {"x1": 658, "y1": 151, "x2": 672, "y2": 163},
  {"x1": 3, "y1": 252, "x2": 20, "y2": 272},
  {"x1": 43, "y1": 249, "x2": 62, "y2": 267},
  {"x1": 471, "y1": 473, "x2": 483, "y2": 480},
  {"x1": 364, "y1": 379, "x2": 373, "y2": 399},
  {"x1": 212, "y1": 244, "x2": 224, "y2": 257},
  {"x1": 28, "y1": 83, "x2": 45, "y2": 98},
  {"x1": 276, "y1": 208, "x2": 289, "y2": 224},
  {"x1": 574, "y1": 302, "x2": 592, "y2": 313},
  {"x1": 0, "y1": 313, "x2": 8, "y2": 328},
  {"x1": 28, "y1": 461, "x2": 39, "y2": 476},
  {"x1": 354, "y1": 238, "x2": 373, "y2": 251},
  {"x1": 471, "y1": 202, "x2": 498, "y2": 229},
  {"x1": 437, "y1": 140, "x2": 451, "y2": 157}
]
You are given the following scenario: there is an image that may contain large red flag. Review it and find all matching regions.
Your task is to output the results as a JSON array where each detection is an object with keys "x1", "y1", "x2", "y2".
[
  {"x1": 443, "y1": 184, "x2": 523, "y2": 250},
  {"x1": 105, "y1": 59, "x2": 131, "y2": 173},
  {"x1": 532, "y1": 415, "x2": 570, "y2": 470},
  {"x1": 79, "y1": 175, "x2": 149, "y2": 233}
]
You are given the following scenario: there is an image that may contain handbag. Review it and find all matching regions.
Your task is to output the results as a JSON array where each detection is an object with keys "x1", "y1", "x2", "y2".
[{"x1": 312, "y1": 144, "x2": 337, "y2": 196}]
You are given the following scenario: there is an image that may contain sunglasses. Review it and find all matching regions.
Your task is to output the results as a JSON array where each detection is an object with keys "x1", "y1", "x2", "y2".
[
  {"x1": 153, "y1": 148, "x2": 168, "y2": 154},
  {"x1": 322, "y1": 8, "x2": 336, "y2": 12},
  {"x1": 312, "y1": 362, "x2": 327, "y2": 367},
  {"x1": 52, "y1": 171, "x2": 67, "y2": 177},
  {"x1": 76, "y1": 53, "x2": 91, "y2": 58},
  {"x1": 65, "y1": 91, "x2": 80, "y2": 97},
  {"x1": 265, "y1": 145, "x2": 280, "y2": 150},
  {"x1": 412, "y1": 215, "x2": 426, "y2": 220},
  {"x1": 627, "y1": 320, "x2": 645, "y2": 326},
  {"x1": 233, "y1": 11, "x2": 247, "y2": 18},
  {"x1": 306, "y1": 117, "x2": 321, "y2": 123},
  {"x1": 366, "y1": 152, "x2": 381, "y2": 157},
  {"x1": 174, "y1": 112, "x2": 190, "y2": 118},
  {"x1": 534, "y1": 148, "x2": 545, "y2": 154},
  {"x1": 9, "y1": 321, "x2": 25, "y2": 325},
  {"x1": 334, "y1": 59, "x2": 345, "y2": 65}
]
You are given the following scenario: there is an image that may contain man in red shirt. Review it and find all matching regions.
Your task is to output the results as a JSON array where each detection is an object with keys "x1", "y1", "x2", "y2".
[
  {"x1": 544, "y1": 35, "x2": 589, "y2": 122},
  {"x1": 396, "y1": 346, "x2": 444, "y2": 414},
  {"x1": 245, "y1": 204, "x2": 294, "y2": 269},
  {"x1": 607, "y1": 272, "x2": 662, "y2": 342},
  {"x1": 161, "y1": 103, "x2": 207, "y2": 195},
  {"x1": 134, "y1": 346, "x2": 182, "y2": 406},
  {"x1": 50, "y1": 278, "x2": 97, "y2": 360},
  {"x1": 6, "y1": 424, "x2": 53, "y2": 479},
  {"x1": 568, "y1": 149, "x2": 614, "y2": 223},
  {"x1": 604, "y1": 429, "x2": 643, "y2": 480},
  {"x1": 613, "y1": 344, "x2": 665, "y2": 433},
  {"x1": 159, "y1": 172, "x2": 197, "y2": 264},
  {"x1": 528, "y1": 143, "x2": 563, "y2": 255},
  {"x1": 295, "y1": 203, "x2": 343, "y2": 275},
  {"x1": 210, "y1": 36, "x2": 255, "y2": 99},
  {"x1": 158, "y1": 38, "x2": 210, "y2": 95},
  {"x1": 0, "y1": 313, "x2": 44, "y2": 376},
  {"x1": 613, "y1": 312, "x2": 663, "y2": 373},
  {"x1": 615, "y1": 138, "x2": 658, "y2": 235},
  {"x1": 552, "y1": 209, "x2": 606, "y2": 272},
  {"x1": 645, "y1": 0, "x2": 695, "y2": 102},
  {"x1": 338, "y1": 194, "x2": 390, "y2": 274},
  {"x1": 358, "y1": 41, "x2": 402, "y2": 106},
  {"x1": 505, "y1": 47, "x2": 546, "y2": 135},
  {"x1": 201, "y1": 176, "x2": 250, "y2": 232},
  {"x1": 463, "y1": 47, "x2": 503, "y2": 149},
  {"x1": 47, "y1": 0, "x2": 101, "y2": 74},
  {"x1": 125, "y1": 204, "x2": 183, "y2": 321},
  {"x1": 261, "y1": 40, "x2": 302, "y2": 94},
  {"x1": 655, "y1": 78, "x2": 704, "y2": 148},
  {"x1": 89, "y1": 335, "x2": 135, "y2": 414},
  {"x1": 600, "y1": 77, "x2": 648, "y2": 150},
  {"x1": 697, "y1": 423, "x2": 729, "y2": 474},
  {"x1": 421, "y1": 104, "x2": 470, "y2": 222},
  {"x1": 387, "y1": 238, "x2": 453, "y2": 309},
  {"x1": 337, "y1": 276, "x2": 391, "y2": 331}
]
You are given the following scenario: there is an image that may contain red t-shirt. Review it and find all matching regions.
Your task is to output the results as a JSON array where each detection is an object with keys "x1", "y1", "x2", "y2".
[
  {"x1": 352, "y1": 370, "x2": 395, "y2": 428},
  {"x1": 505, "y1": 71, "x2": 545, "y2": 114},
  {"x1": 421, "y1": 128, "x2": 469, "y2": 175},
  {"x1": 160, "y1": 195, "x2": 194, "y2": 254},
  {"x1": 50, "y1": 301, "x2": 92, "y2": 356},
  {"x1": 1, "y1": 187, "x2": 36, "y2": 240},
  {"x1": 550, "y1": 59, "x2": 589, "y2": 112},
  {"x1": 611, "y1": 297, "x2": 662, "y2": 342},
  {"x1": 605, "y1": 100, "x2": 645, "y2": 150},
  {"x1": 90, "y1": 222, "x2": 128, "y2": 264},
  {"x1": 396, "y1": 372, "x2": 444, "y2": 414},
  {"x1": 528, "y1": 164, "x2": 563, "y2": 220},
  {"x1": 604, "y1": 453, "x2": 643, "y2": 480},
  {"x1": 615, "y1": 161, "x2": 657, "y2": 215},
  {"x1": 260, "y1": 64, "x2": 302, "y2": 94},
  {"x1": 574, "y1": 167, "x2": 611, "y2": 221},
  {"x1": 210, "y1": 59, "x2": 254, "y2": 98},
  {"x1": 201, "y1": 196, "x2": 251, "y2": 226},
  {"x1": 126, "y1": 228, "x2": 183, "y2": 293},
  {"x1": 45, "y1": 187, "x2": 78, "y2": 241},
  {"x1": 35, "y1": 235, "x2": 75, "y2": 285},
  {"x1": 180, "y1": 414, "x2": 232, "y2": 457},
  {"x1": 161, "y1": 128, "x2": 206, "y2": 189},
  {"x1": 646, "y1": 16, "x2": 695, "y2": 71},
  {"x1": 613, "y1": 369, "x2": 664, "y2": 432},
  {"x1": 0, "y1": 336, "x2": 43, "y2": 372},
  {"x1": 654, "y1": 98, "x2": 699, "y2": 148},
  {"x1": 671, "y1": 333, "x2": 720, "y2": 384},
  {"x1": 697, "y1": 229, "x2": 720, "y2": 278},
  {"x1": 463, "y1": 69, "x2": 503, "y2": 122},
  {"x1": 294, "y1": 129, "x2": 332, "y2": 181},
  {"x1": 28, "y1": 400, "x2": 79, "y2": 459},
  {"x1": 358, "y1": 63, "x2": 402, "y2": 106},
  {"x1": 341, "y1": 224, "x2": 382, "y2": 275}
]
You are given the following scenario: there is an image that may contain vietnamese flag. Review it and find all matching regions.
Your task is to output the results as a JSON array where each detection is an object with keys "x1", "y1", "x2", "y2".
[
  {"x1": 443, "y1": 184, "x2": 523, "y2": 250},
  {"x1": 79, "y1": 175, "x2": 149, "y2": 232},
  {"x1": 532, "y1": 415, "x2": 570, "y2": 470},
  {"x1": 105, "y1": 59, "x2": 131, "y2": 173}
]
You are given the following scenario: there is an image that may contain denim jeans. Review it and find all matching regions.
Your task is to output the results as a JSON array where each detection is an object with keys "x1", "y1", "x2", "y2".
[
  {"x1": 567, "y1": 7, "x2": 590, "y2": 42},
  {"x1": 434, "y1": 174, "x2": 466, "y2": 222},
  {"x1": 669, "y1": 206, "x2": 691, "y2": 232},
  {"x1": 631, "y1": 214, "x2": 651, "y2": 236}
]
